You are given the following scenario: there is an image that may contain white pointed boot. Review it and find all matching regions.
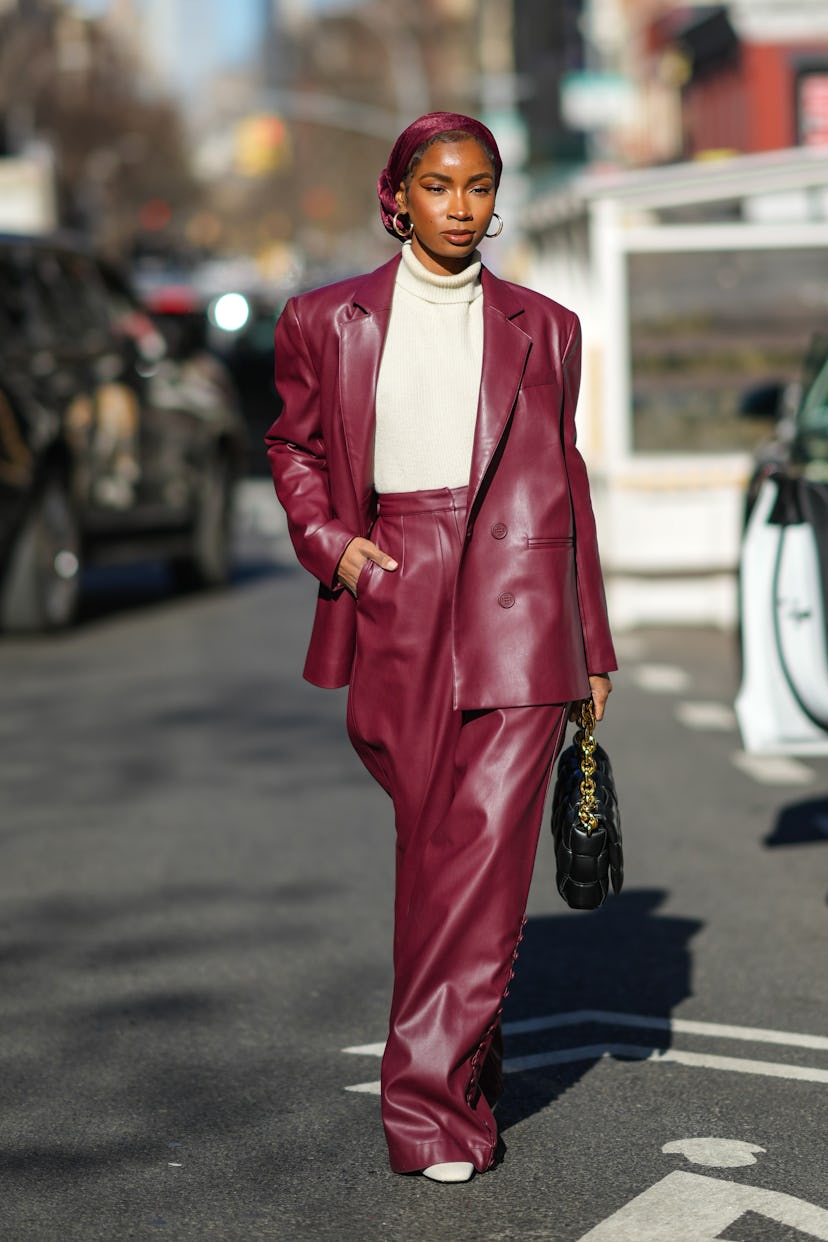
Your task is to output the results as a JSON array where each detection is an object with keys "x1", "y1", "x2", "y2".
[{"x1": 422, "y1": 1162, "x2": 474, "y2": 1183}]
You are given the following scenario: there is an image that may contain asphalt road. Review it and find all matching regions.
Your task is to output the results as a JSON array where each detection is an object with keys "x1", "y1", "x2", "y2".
[{"x1": 1, "y1": 499, "x2": 826, "y2": 1242}]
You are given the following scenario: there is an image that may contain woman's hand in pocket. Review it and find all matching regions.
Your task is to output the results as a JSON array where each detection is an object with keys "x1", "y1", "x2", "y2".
[{"x1": 336, "y1": 537, "x2": 398, "y2": 597}]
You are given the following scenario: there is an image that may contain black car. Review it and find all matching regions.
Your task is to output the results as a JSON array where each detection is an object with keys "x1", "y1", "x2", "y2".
[
  {"x1": 137, "y1": 280, "x2": 285, "y2": 478},
  {"x1": 0, "y1": 235, "x2": 246, "y2": 631}
]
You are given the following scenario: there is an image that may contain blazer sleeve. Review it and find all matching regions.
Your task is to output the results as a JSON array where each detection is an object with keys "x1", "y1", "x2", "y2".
[
  {"x1": 561, "y1": 316, "x2": 618, "y2": 675},
  {"x1": 265, "y1": 298, "x2": 355, "y2": 588}
]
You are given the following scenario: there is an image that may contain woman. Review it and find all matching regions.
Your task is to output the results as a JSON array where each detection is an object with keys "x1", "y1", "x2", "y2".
[{"x1": 266, "y1": 112, "x2": 616, "y2": 1183}]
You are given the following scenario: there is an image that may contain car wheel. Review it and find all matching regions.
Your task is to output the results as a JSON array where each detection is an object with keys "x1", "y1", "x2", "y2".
[
  {"x1": 171, "y1": 453, "x2": 234, "y2": 590},
  {"x1": 0, "y1": 473, "x2": 82, "y2": 633}
]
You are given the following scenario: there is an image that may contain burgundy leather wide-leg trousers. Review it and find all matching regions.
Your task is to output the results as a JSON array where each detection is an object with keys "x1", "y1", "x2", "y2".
[{"x1": 346, "y1": 486, "x2": 568, "y2": 1174}]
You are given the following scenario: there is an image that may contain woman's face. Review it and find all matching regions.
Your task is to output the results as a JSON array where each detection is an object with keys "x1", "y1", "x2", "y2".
[{"x1": 395, "y1": 138, "x2": 496, "y2": 275}]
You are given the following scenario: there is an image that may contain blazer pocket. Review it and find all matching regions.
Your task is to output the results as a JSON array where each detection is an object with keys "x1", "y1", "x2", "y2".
[
  {"x1": 521, "y1": 370, "x2": 559, "y2": 390},
  {"x1": 526, "y1": 536, "x2": 575, "y2": 549}
]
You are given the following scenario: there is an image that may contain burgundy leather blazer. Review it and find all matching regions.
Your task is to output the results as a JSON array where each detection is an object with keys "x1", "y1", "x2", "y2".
[{"x1": 266, "y1": 253, "x2": 616, "y2": 708}]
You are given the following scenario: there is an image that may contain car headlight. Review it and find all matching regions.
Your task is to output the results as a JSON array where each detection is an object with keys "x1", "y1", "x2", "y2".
[{"x1": 209, "y1": 292, "x2": 250, "y2": 333}]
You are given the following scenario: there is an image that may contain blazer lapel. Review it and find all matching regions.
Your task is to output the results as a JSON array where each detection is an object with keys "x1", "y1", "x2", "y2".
[
  {"x1": 467, "y1": 269, "x2": 531, "y2": 513},
  {"x1": 338, "y1": 255, "x2": 400, "y2": 510}
]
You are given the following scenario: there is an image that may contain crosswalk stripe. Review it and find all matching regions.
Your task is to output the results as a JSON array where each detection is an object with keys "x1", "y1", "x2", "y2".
[
  {"x1": 500, "y1": 1010, "x2": 828, "y2": 1051},
  {"x1": 344, "y1": 1011, "x2": 828, "y2": 1056},
  {"x1": 631, "y1": 664, "x2": 691, "y2": 693},
  {"x1": 675, "y1": 701, "x2": 737, "y2": 731},
  {"x1": 344, "y1": 1044, "x2": 828, "y2": 1095}
]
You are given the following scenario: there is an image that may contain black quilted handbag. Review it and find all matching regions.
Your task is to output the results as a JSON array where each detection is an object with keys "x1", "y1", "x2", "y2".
[{"x1": 550, "y1": 698, "x2": 623, "y2": 910}]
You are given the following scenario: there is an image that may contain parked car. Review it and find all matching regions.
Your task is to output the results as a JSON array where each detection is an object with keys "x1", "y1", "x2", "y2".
[
  {"x1": 0, "y1": 234, "x2": 246, "y2": 632},
  {"x1": 133, "y1": 256, "x2": 362, "y2": 478},
  {"x1": 736, "y1": 334, "x2": 828, "y2": 754},
  {"x1": 136, "y1": 277, "x2": 285, "y2": 477},
  {"x1": 742, "y1": 334, "x2": 828, "y2": 522}
]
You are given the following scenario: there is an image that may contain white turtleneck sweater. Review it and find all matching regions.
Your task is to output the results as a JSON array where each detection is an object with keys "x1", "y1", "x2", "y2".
[{"x1": 373, "y1": 241, "x2": 484, "y2": 493}]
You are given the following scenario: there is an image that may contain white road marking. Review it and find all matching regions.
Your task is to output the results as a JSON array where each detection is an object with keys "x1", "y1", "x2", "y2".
[
  {"x1": 504, "y1": 1044, "x2": 828, "y2": 1083},
  {"x1": 343, "y1": 1011, "x2": 828, "y2": 1093},
  {"x1": 630, "y1": 664, "x2": 692, "y2": 694},
  {"x1": 345, "y1": 1044, "x2": 828, "y2": 1094},
  {"x1": 661, "y1": 1138, "x2": 765, "y2": 1168},
  {"x1": 344, "y1": 1010, "x2": 828, "y2": 1055},
  {"x1": 345, "y1": 1081, "x2": 382, "y2": 1095},
  {"x1": 731, "y1": 751, "x2": 815, "y2": 785},
  {"x1": 675, "y1": 701, "x2": 737, "y2": 731},
  {"x1": 499, "y1": 1009, "x2": 828, "y2": 1052},
  {"x1": 576, "y1": 1169, "x2": 828, "y2": 1241},
  {"x1": 343, "y1": 1041, "x2": 387, "y2": 1056}
]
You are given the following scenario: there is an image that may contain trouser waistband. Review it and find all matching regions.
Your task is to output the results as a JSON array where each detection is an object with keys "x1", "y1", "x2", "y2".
[{"x1": 376, "y1": 486, "x2": 469, "y2": 516}]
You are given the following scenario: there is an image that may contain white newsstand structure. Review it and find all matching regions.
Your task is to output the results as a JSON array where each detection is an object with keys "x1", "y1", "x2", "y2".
[{"x1": 521, "y1": 147, "x2": 828, "y2": 630}]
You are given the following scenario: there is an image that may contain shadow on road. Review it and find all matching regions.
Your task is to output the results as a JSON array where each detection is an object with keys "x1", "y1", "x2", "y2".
[
  {"x1": 498, "y1": 889, "x2": 702, "y2": 1136},
  {"x1": 0, "y1": 879, "x2": 342, "y2": 1192},
  {"x1": 765, "y1": 796, "x2": 828, "y2": 847}
]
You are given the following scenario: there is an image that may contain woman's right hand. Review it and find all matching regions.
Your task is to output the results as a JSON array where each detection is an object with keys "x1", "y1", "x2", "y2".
[{"x1": 336, "y1": 537, "x2": 398, "y2": 597}]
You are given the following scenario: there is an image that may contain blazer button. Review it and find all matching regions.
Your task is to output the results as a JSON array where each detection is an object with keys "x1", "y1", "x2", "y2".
[
  {"x1": 498, "y1": 591, "x2": 516, "y2": 609},
  {"x1": 490, "y1": 522, "x2": 508, "y2": 539}
]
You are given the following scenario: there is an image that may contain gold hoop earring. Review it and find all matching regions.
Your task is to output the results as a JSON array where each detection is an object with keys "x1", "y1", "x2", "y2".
[
  {"x1": 392, "y1": 211, "x2": 413, "y2": 238},
  {"x1": 485, "y1": 213, "x2": 504, "y2": 238}
]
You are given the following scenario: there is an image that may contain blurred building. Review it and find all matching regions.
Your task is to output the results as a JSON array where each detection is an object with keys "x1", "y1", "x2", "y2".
[
  {"x1": 0, "y1": 1, "x2": 537, "y2": 265},
  {"x1": 0, "y1": 0, "x2": 196, "y2": 247},
  {"x1": 584, "y1": 0, "x2": 828, "y2": 167},
  {"x1": 513, "y1": 0, "x2": 586, "y2": 172},
  {"x1": 518, "y1": 2, "x2": 828, "y2": 629},
  {"x1": 678, "y1": 2, "x2": 828, "y2": 157},
  {"x1": 262, "y1": 0, "x2": 519, "y2": 267}
]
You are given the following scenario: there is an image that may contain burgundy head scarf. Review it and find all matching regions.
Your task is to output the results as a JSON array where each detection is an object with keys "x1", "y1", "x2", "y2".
[{"x1": 377, "y1": 112, "x2": 503, "y2": 240}]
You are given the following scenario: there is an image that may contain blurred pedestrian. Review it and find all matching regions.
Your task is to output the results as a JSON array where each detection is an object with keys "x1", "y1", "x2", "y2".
[{"x1": 265, "y1": 112, "x2": 615, "y2": 1183}]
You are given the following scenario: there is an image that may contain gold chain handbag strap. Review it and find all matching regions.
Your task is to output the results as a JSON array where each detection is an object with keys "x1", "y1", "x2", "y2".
[{"x1": 575, "y1": 698, "x2": 599, "y2": 835}]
